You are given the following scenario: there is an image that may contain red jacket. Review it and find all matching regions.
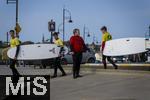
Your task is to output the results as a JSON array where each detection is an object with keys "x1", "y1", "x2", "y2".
[{"x1": 70, "y1": 35, "x2": 86, "y2": 53}]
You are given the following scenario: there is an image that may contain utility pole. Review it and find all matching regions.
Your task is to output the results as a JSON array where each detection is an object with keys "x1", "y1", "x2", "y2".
[{"x1": 63, "y1": 8, "x2": 65, "y2": 42}]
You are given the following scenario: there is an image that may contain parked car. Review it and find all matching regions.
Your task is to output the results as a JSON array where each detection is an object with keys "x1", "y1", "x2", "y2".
[
  {"x1": 112, "y1": 56, "x2": 127, "y2": 63},
  {"x1": 61, "y1": 48, "x2": 95, "y2": 64},
  {"x1": 128, "y1": 52, "x2": 147, "y2": 63},
  {"x1": 94, "y1": 54, "x2": 127, "y2": 63}
]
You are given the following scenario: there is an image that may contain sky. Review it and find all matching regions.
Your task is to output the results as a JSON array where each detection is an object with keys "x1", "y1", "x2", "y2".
[{"x1": 0, "y1": 0, "x2": 150, "y2": 44}]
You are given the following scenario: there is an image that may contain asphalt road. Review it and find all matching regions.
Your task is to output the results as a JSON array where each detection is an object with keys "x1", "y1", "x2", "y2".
[
  {"x1": 1, "y1": 65, "x2": 150, "y2": 100},
  {"x1": 50, "y1": 70, "x2": 150, "y2": 100}
]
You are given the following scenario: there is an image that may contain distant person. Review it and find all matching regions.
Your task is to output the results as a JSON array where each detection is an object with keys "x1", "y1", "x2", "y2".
[
  {"x1": 51, "y1": 32, "x2": 66, "y2": 78},
  {"x1": 70, "y1": 29, "x2": 87, "y2": 79},
  {"x1": 9, "y1": 30, "x2": 21, "y2": 83},
  {"x1": 100, "y1": 26, "x2": 118, "y2": 69}
]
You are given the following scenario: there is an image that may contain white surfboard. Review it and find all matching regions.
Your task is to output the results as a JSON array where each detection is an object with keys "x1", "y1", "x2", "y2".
[
  {"x1": 62, "y1": 46, "x2": 69, "y2": 55},
  {"x1": 103, "y1": 37, "x2": 147, "y2": 56},
  {"x1": 7, "y1": 44, "x2": 63, "y2": 60}
]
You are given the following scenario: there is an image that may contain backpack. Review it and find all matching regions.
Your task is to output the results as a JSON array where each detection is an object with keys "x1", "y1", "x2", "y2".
[{"x1": 107, "y1": 34, "x2": 112, "y2": 41}]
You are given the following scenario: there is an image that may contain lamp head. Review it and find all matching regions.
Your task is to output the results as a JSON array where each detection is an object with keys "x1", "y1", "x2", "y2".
[
  {"x1": 68, "y1": 19, "x2": 73, "y2": 23},
  {"x1": 87, "y1": 33, "x2": 90, "y2": 37}
]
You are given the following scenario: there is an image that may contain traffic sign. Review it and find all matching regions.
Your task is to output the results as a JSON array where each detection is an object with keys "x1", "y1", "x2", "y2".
[{"x1": 48, "y1": 20, "x2": 55, "y2": 32}]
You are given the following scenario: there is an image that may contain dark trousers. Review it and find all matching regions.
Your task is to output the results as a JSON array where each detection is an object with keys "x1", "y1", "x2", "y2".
[
  {"x1": 72, "y1": 52, "x2": 82, "y2": 77},
  {"x1": 102, "y1": 55, "x2": 118, "y2": 69},
  {"x1": 53, "y1": 57, "x2": 66, "y2": 76},
  {"x1": 9, "y1": 59, "x2": 21, "y2": 82}
]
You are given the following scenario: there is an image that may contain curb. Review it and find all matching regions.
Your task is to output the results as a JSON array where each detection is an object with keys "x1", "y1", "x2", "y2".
[{"x1": 62, "y1": 63, "x2": 150, "y2": 71}]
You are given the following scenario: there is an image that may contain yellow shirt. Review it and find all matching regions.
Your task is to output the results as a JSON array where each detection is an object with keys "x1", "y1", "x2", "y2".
[
  {"x1": 54, "y1": 38, "x2": 64, "y2": 47},
  {"x1": 10, "y1": 38, "x2": 20, "y2": 48},
  {"x1": 102, "y1": 32, "x2": 111, "y2": 42}
]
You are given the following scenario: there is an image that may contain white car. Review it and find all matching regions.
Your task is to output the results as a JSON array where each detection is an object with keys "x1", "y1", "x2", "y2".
[{"x1": 61, "y1": 48, "x2": 95, "y2": 64}]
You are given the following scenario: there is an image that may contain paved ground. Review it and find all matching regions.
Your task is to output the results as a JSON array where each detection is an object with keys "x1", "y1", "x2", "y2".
[
  {"x1": 50, "y1": 70, "x2": 150, "y2": 100},
  {"x1": 1, "y1": 65, "x2": 150, "y2": 100}
]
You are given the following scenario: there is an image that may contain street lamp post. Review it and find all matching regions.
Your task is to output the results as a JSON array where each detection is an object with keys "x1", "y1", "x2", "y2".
[
  {"x1": 149, "y1": 25, "x2": 150, "y2": 38},
  {"x1": 7, "y1": 0, "x2": 18, "y2": 26},
  {"x1": 93, "y1": 34, "x2": 96, "y2": 43},
  {"x1": 16, "y1": 0, "x2": 18, "y2": 24},
  {"x1": 58, "y1": 19, "x2": 72, "y2": 34},
  {"x1": 63, "y1": 8, "x2": 65, "y2": 41},
  {"x1": 7, "y1": 0, "x2": 21, "y2": 38},
  {"x1": 62, "y1": 7, "x2": 73, "y2": 41},
  {"x1": 83, "y1": 25, "x2": 90, "y2": 42}
]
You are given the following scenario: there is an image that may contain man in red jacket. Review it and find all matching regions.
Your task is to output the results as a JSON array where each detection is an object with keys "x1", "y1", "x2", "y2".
[{"x1": 70, "y1": 28, "x2": 87, "y2": 79}]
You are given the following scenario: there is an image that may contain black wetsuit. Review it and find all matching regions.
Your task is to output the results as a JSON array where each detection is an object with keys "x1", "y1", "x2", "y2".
[{"x1": 10, "y1": 45, "x2": 21, "y2": 83}]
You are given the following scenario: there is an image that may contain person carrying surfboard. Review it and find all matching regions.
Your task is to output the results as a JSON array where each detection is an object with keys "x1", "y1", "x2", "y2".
[
  {"x1": 51, "y1": 32, "x2": 66, "y2": 78},
  {"x1": 100, "y1": 26, "x2": 118, "y2": 69},
  {"x1": 9, "y1": 30, "x2": 21, "y2": 83},
  {"x1": 70, "y1": 28, "x2": 87, "y2": 79}
]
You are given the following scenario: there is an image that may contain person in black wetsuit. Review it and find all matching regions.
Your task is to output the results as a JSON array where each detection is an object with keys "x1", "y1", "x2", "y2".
[
  {"x1": 51, "y1": 32, "x2": 66, "y2": 78},
  {"x1": 9, "y1": 30, "x2": 21, "y2": 83}
]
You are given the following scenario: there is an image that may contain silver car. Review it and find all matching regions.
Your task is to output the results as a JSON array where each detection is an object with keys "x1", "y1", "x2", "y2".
[{"x1": 61, "y1": 48, "x2": 95, "y2": 64}]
